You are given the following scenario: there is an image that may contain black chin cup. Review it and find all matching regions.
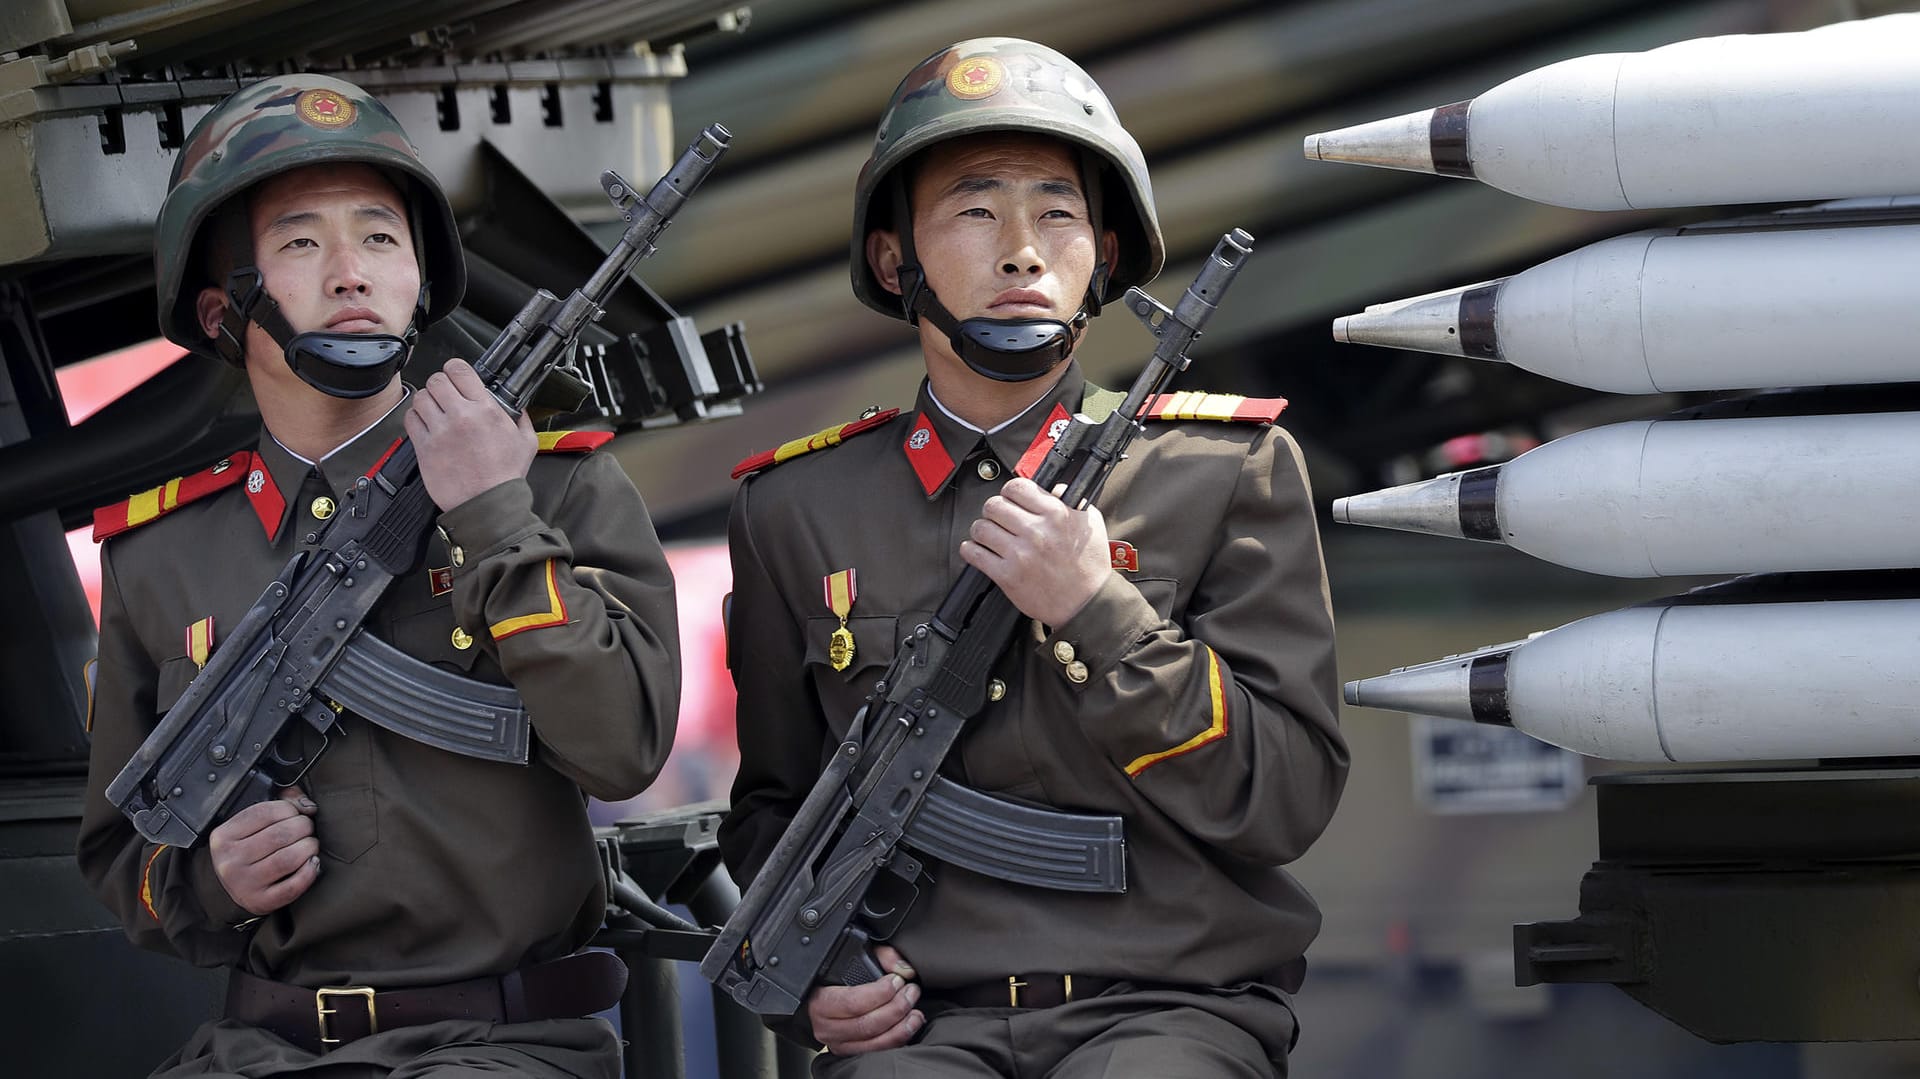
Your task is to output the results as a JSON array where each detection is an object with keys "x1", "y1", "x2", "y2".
[
  {"x1": 951, "y1": 317, "x2": 1075, "y2": 382},
  {"x1": 221, "y1": 267, "x2": 422, "y2": 400},
  {"x1": 284, "y1": 331, "x2": 411, "y2": 399}
]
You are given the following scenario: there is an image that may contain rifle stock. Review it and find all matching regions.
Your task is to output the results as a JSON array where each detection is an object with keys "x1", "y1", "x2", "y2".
[
  {"x1": 105, "y1": 125, "x2": 733, "y2": 848},
  {"x1": 702, "y1": 229, "x2": 1256, "y2": 1017}
]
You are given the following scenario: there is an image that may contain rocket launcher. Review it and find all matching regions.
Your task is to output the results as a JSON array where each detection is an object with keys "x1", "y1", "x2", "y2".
[
  {"x1": 104, "y1": 125, "x2": 733, "y2": 849},
  {"x1": 702, "y1": 229, "x2": 1256, "y2": 1017}
]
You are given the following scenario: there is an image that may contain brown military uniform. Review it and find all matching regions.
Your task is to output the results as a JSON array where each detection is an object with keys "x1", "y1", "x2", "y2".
[
  {"x1": 720, "y1": 363, "x2": 1347, "y2": 1075},
  {"x1": 78, "y1": 396, "x2": 679, "y2": 1076}
]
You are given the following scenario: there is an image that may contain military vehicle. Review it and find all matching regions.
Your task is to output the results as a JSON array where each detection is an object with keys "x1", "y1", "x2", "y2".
[{"x1": 0, "y1": 2, "x2": 773, "y2": 1076}]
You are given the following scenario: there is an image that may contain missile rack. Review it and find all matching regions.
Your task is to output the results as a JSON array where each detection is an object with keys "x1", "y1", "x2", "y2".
[{"x1": 1309, "y1": 12, "x2": 1920, "y2": 1043}]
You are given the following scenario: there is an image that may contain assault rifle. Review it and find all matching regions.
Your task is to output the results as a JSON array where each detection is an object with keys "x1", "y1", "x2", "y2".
[
  {"x1": 702, "y1": 229, "x2": 1256, "y2": 1016},
  {"x1": 105, "y1": 125, "x2": 733, "y2": 849}
]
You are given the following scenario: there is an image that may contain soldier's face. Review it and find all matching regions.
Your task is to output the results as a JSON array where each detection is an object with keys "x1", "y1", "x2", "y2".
[
  {"x1": 202, "y1": 163, "x2": 420, "y2": 395},
  {"x1": 872, "y1": 134, "x2": 1115, "y2": 361}
]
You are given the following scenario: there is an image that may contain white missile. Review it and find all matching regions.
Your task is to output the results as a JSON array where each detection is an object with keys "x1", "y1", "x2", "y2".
[
  {"x1": 1302, "y1": 14, "x2": 1920, "y2": 210},
  {"x1": 1343, "y1": 595, "x2": 1920, "y2": 762},
  {"x1": 1332, "y1": 411, "x2": 1920, "y2": 577},
  {"x1": 1331, "y1": 222, "x2": 1920, "y2": 394}
]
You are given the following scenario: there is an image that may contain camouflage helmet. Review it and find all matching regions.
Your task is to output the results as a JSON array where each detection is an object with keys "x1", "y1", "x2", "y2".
[
  {"x1": 154, "y1": 73, "x2": 464, "y2": 358},
  {"x1": 851, "y1": 38, "x2": 1165, "y2": 320}
]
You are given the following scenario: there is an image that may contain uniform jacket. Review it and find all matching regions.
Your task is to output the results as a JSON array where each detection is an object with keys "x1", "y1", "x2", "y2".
[
  {"x1": 78, "y1": 397, "x2": 680, "y2": 988},
  {"x1": 720, "y1": 363, "x2": 1347, "y2": 991}
]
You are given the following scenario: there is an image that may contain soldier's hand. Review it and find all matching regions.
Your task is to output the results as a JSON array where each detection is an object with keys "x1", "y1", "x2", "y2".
[
  {"x1": 806, "y1": 944, "x2": 923, "y2": 1055},
  {"x1": 960, "y1": 476, "x2": 1112, "y2": 627},
  {"x1": 406, "y1": 358, "x2": 538, "y2": 512},
  {"x1": 208, "y1": 785, "x2": 320, "y2": 916}
]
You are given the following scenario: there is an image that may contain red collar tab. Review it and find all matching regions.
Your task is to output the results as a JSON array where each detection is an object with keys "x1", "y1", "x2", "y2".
[
  {"x1": 731, "y1": 408, "x2": 900, "y2": 480},
  {"x1": 1140, "y1": 392, "x2": 1289, "y2": 424},
  {"x1": 241, "y1": 453, "x2": 288, "y2": 541},
  {"x1": 92, "y1": 453, "x2": 252, "y2": 542},
  {"x1": 1015, "y1": 403, "x2": 1074, "y2": 480},
  {"x1": 903, "y1": 411, "x2": 957, "y2": 497}
]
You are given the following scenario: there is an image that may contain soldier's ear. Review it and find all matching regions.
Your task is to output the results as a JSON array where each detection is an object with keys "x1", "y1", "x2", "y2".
[
  {"x1": 195, "y1": 286, "x2": 228, "y2": 340},
  {"x1": 866, "y1": 229, "x2": 904, "y2": 297},
  {"x1": 1101, "y1": 229, "x2": 1118, "y2": 276}
]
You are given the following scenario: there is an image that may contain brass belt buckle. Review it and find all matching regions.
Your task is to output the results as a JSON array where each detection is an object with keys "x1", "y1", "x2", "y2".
[
  {"x1": 1007, "y1": 975, "x2": 1025, "y2": 1008},
  {"x1": 315, "y1": 985, "x2": 377, "y2": 1047}
]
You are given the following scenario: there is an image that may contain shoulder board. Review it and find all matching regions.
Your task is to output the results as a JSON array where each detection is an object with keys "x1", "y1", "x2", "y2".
[
  {"x1": 732, "y1": 408, "x2": 901, "y2": 480},
  {"x1": 92, "y1": 453, "x2": 250, "y2": 543},
  {"x1": 536, "y1": 430, "x2": 614, "y2": 454},
  {"x1": 1140, "y1": 392, "x2": 1288, "y2": 424}
]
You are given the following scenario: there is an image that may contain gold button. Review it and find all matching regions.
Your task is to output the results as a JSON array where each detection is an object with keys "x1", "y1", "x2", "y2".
[
  {"x1": 451, "y1": 545, "x2": 465, "y2": 567},
  {"x1": 451, "y1": 627, "x2": 473, "y2": 650},
  {"x1": 976, "y1": 459, "x2": 1001, "y2": 481},
  {"x1": 1052, "y1": 640, "x2": 1076, "y2": 664},
  {"x1": 987, "y1": 678, "x2": 1006, "y2": 702},
  {"x1": 1064, "y1": 660, "x2": 1089, "y2": 684},
  {"x1": 310, "y1": 496, "x2": 336, "y2": 520}
]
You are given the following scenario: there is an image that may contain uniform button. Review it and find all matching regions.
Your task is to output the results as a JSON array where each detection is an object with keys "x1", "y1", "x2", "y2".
[
  {"x1": 987, "y1": 678, "x2": 1006, "y2": 702},
  {"x1": 976, "y1": 458, "x2": 1001, "y2": 481},
  {"x1": 310, "y1": 496, "x2": 336, "y2": 521},
  {"x1": 1064, "y1": 660, "x2": 1089, "y2": 684},
  {"x1": 1052, "y1": 640, "x2": 1076, "y2": 664},
  {"x1": 451, "y1": 627, "x2": 474, "y2": 650},
  {"x1": 451, "y1": 545, "x2": 465, "y2": 567}
]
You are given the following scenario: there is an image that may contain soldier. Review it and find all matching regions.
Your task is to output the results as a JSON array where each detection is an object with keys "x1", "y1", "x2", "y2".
[
  {"x1": 77, "y1": 74, "x2": 680, "y2": 1076},
  {"x1": 721, "y1": 38, "x2": 1347, "y2": 1077}
]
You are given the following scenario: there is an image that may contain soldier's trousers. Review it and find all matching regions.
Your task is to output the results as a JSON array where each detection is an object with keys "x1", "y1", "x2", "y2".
[
  {"x1": 812, "y1": 984, "x2": 1296, "y2": 1079},
  {"x1": 145, "y1": 1016, "x2": 620, "y2": 1079}
]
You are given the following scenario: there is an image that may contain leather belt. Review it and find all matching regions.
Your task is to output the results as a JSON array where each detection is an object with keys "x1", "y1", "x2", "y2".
[
  {"x1": 934, "y1": 973, "x2": 1122, "y2": 1010},
  {"x1": 225, "y1": 951, "x2": 627, "y2": 1054}
]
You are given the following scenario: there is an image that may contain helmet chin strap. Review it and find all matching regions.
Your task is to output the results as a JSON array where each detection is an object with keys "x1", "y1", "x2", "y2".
[
  {"x1": 888, "y1": 166, "x2": 1109, "y2": 384},
  {"x1": 218, "y1": 267, "x2": 426, "y2": 400}
]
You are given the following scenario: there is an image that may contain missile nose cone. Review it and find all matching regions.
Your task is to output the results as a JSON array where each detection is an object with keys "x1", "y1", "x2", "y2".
[
  {"x1": 1302, "y1": 108, "x2": 1441, "y2": 174},
  {"x1": 1334, "y1": 470, "x2": 1495, "y2": 540},
  {"x1": 1332, "y1": 281, "x2": 1502, "y2": 359},
  {"x1": 1346, "y1": 642, "x2": 1519, "y2": 724}
]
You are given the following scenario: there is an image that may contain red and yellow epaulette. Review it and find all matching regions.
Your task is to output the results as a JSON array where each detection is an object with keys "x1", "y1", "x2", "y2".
[
  {"x1": 92, "y1": 454, "x2": 251, "y2": 543},
  {"x1": 536, "y1": 430, "x2": 614, "y2": 454},
  {"x1": 732, "y1": 408, "x2": 900, "y2": 480},
  {"x1": 1141, "y1": 392, "x2": 1288, "y2": 424}
]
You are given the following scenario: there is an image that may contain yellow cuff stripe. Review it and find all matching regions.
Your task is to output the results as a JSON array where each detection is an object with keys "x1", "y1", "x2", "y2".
[
  {"x1": 1124, "y1": 646, "x2": 1229, "y2": 777},
  {"x1": 140, "y1": 845, "x2": 168, "y2": 923},
  {"x1": 489, "y1": 559, "x2": 570, "y2": 640}
]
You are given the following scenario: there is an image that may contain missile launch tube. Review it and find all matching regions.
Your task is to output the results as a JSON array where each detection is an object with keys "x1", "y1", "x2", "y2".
[
  {"x1": 1333, "y1": 222, "x2": 1920, "y2": 394},
  {"x1": 1333, "y1": 411, "x2": 1920, "y2": 577},
  {"x1": 1304, "y1": 14, "x2": 1920, "y2": 209},
  {"x1": 1345, "y1": 599, "x2": 1920, "y2": 763}
]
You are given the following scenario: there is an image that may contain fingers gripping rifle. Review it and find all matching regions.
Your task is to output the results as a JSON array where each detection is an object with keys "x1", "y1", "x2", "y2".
[
  {"x1": 702, "y1": 230, "x2": 1256, "y2": 1017},
  {"x1": 105, "y1": 126, "x2": 733, "y2": 850}
]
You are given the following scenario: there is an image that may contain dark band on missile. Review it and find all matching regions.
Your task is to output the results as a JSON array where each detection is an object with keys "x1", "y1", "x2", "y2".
[
  {"x1": 1467, "y1": 653, "x2": 1511, "y2": 726},
  {"x1": 1456, "y1": 466, "x2": 1501, "y2": 541},
  {"x1": 1458, "y1": 283, "x2": 1500, "y2": 359},
  {"x1": 1429, "y1": 101, "x2": 1474, "y2": 178}
]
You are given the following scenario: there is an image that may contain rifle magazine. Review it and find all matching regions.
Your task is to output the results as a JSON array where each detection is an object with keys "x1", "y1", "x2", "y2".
[
  {"x1": 322, "y1": 631, "x2": 530, "y2": 764},
  {"x1": 906, "y1": 777, "x2": 1126, "y2": 893}
]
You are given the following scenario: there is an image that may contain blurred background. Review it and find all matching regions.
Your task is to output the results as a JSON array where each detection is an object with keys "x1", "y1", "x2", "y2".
[{"x1": 11, "y1": 0, "x2": 1920, "y2": 1075}]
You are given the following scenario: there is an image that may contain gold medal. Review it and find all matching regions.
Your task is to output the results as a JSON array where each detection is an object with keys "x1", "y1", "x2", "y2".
[
  {"x1": 828, "y1": 625, "x2": 856, "y2": 671},
  {"x1": 824, "y1": 568, "x2": 858, "y2": 672}
]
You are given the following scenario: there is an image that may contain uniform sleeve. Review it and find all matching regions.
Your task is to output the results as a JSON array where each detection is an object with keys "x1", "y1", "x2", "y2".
[
  {"x1": 76, "y1": 542, "x2": 254, "y2": 966},
  {"x1": 715, "y1": 477, "x2": 825, "y2": 888},
  {"x1": 437, "y1": 451, "x2": 679, "y2": 802},
  {"x1": 1045, "y1": 426, "x2": 1348, "y2": 864}
]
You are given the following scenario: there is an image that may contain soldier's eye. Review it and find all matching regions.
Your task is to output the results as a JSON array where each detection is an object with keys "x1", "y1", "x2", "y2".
[
  {"x1": 367, "y1": 233, "x2": 397, "y2": 245},
  {"x1": 284, "y1": 237, "x2": 317, "y2": 249}
]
